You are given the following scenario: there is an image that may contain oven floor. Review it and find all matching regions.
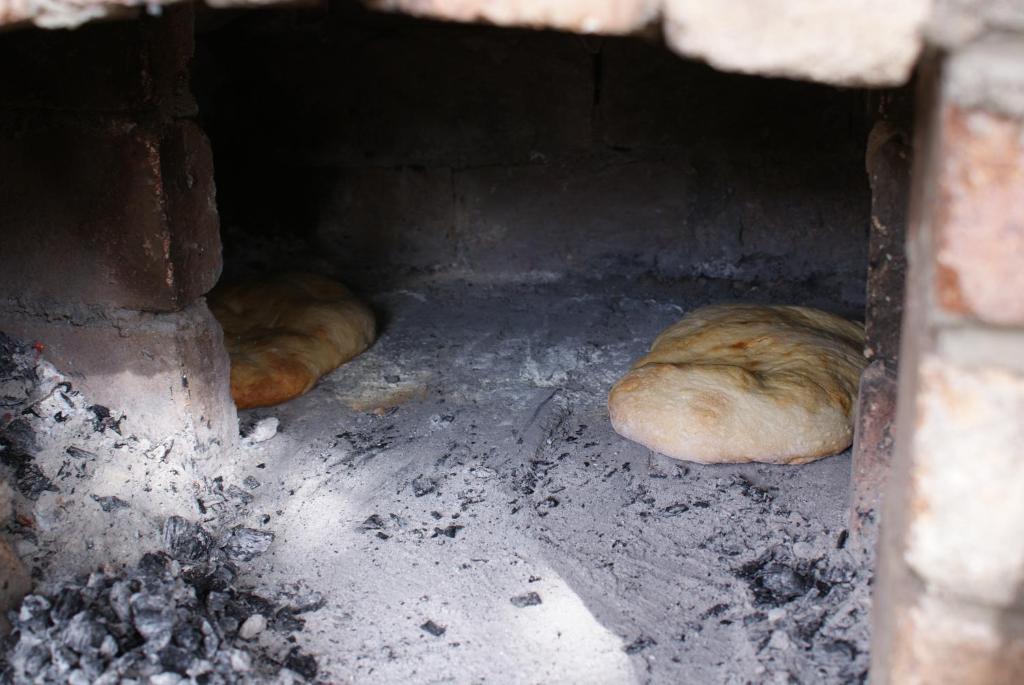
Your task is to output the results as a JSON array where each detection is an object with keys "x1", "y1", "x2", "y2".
[{"x1": 225, "y1": 276, "x2": 871, "y2": 683}]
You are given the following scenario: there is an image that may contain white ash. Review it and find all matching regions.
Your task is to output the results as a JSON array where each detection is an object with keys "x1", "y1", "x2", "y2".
[
  {"x1": 2, "y1": 275, "x2": 874, "y2": 683},
  {"x1": 230, "y1": 279, "x2": 872, "y2": 683}
]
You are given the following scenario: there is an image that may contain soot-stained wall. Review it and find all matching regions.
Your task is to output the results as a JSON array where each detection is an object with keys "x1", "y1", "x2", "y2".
[{"x1": 196, "y1": 3, "x2": 870, "y2": 303}]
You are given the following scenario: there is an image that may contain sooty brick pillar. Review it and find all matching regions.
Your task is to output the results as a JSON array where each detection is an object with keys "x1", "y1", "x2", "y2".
[
  {"x1": 871, "y1": 41, "x2": 1024, "y2": 684},
  {"x1": 848, "y1": 91, "x2": 912, "y2": 560},
  {"x1": 0, "y1": 8, "x2": 236, "y2": 454}
]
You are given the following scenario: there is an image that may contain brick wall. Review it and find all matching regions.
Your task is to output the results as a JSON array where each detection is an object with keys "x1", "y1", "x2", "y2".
[
  {"x1": 0, "y1": 9, "x2": 236, "y2": 452},
  {"x1": 871, "y1": 42, "x2": 1024, "y2": 684},
  {"x1": 196, "y1": 6, "x2": 871, "y2": 308}
]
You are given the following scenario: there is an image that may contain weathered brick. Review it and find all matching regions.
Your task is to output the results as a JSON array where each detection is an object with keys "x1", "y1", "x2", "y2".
[
  {"x1": 864, "y1": 118, "x2": 911, "y2": 364},
  {"x1": 365, "y1": 0, "x2": 659, "y2": 34},
  {"x1": 903, "y1": 355, "x2": 1024, "y2": 608},
  {"x1": 886, "y1": 591, "x2": 1024, "y2": 685},
  {"x1": 662, "y1": 0, "x2": 928, "y2": 86},
  {"x1": 933, "y1": 105, "x2": 1024, "y2": 325},
  {"x1": 2, "y1": 301, "x2": 236, "y2": 453},
  {"x1": 0, "y1": 113, "x2": 221, "y2": 311},
  {"x1": 848, "y1": 360, "x2": 898, "y2": 559}
]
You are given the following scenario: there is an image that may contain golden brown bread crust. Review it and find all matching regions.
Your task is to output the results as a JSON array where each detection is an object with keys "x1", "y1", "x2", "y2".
[
  {"x1": 608, "y1": 304, "x2": 866, "y2": 465},
  {"x1": 208, "y1": 272, "x2": 376, "y2": 409}
]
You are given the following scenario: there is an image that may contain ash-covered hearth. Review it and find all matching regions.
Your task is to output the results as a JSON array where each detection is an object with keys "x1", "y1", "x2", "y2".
[
  {"x1": 3, "y1": 0, "x2": 1024, "y2": 683},
  {"x1": 0, "y1": 335, "x2": 322, "y2": 683}
]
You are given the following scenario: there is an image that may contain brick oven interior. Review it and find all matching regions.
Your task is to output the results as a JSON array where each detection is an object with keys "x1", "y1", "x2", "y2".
[{"x1": 2, "y1": 3, "x2": 909, "y2": 683}]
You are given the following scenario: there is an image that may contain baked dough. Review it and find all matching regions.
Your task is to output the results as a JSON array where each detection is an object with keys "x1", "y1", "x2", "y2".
[
  {"x1": 209, "y1": 273, "x2": 376, "y2": 409},
  {"x1": 608, "y1": 304, "x2": 866, "y2": 465}
]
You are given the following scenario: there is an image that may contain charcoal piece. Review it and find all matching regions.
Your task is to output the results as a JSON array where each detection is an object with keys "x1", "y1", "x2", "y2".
[
  {"x1": 172, "y1": 623, "x2": 201, "y2": 652},
  {"x1": 62, "y1": 612, "x2": 107, "y2": 654},
  {"x1": 284, "y1": 647, "x2": 318, "y2": 680},
  {"x1": 77, "y1": 653, "x2": 105, "y2": 680},
  {"x1": 66, "y1": 446, "x2": 97, "y2": 460},
  {"x1": 87, "y1": 405, "x2": 122, "y2": 434},
  {"x1": 50, "y1": 644, "x2": 79, "y2": 674},
  {"x1": 741, "y1": 560, "x2": 812, "y2": 606},
  {"x1": 131, "y1": 594, "x2": 175, "y2": 646},
  {"x1": 227, "y1": 592, "x2": 276, "y2": 623},
  {"x1": 162, "y1": 516, "x2": 214, "y2": 563},
  {"x1": 222, "y1": 527, "x2": 274, "y2": 562},
  {"x1": 218, "y1": 616, "x2": 239, "y2": 635},
  {"x1": 661, "y1": 503, "x2": 690, "y2": 516},
  {"x1": 137, "y1": 552, "x2": 171, "y2": 578},
  {"x1": 243, "y1": 476, "x2": 261, "y2": 490},
  {"x1": 51, "y1": 588, "x2": 85, "y2": 624},
  {"x1": 420, "y1": 620, "x2": 446, "y2": 637},
  {"x1": 14, "y1": 461, "x2": 58, "y2": 501},
  {"x1": 625, "y1": 636, "x2": 657, "y2": 654},
  {"x1": 360, "y1": 514, "x2": 385, "y2": 530},
  {"x1": 824, "y1": 639, "x2": 858, "y2": 661},
  {"x1": 13, "y1": 640, "x2": 51, "y2": 678},
  {"x1": 202, "y1": 631, "x2": 219, "y2": 660},
  {"x1": 18, "y1": 594, "x2": 52, "y2": 632},
  {"x1": 207, "y1": 591, "x2": 230, "y2": 613},
  {"x1": 412, "y1": 475, "x2": 437, "y2": 497},
  {"x1": 0, "y1": 418, "x2": 37, "y2": 454},
  {"x1": 759, "y1": 563, "x2": 810, "y2": 603},
  {"x1": 509, "y1": 592, "x2": 542, "y2": 608},
  {"x1": 226, "y1": 485, "x2": 254, "y2": 504},
  {"x1": 91, "y1": 495, "x2": 129, "y2": 512},
  {"x1": 286, "y1": 590, "x2": 326, "y2": 615},
  {"x1": 185, "y1": 563, "x2": 235, "y2": 596},
  {"x1": 431, "y1": 525, "x2": 463, "y2": 539},
  {"x1": 535, "y1": 496, "x2": 560, "y2": 514},
  {"x1": 271, "y1": 609, "x2": 304, "y2": 633},
  {"x1": 108, "y1": 581, "x2": 134, "y2": 624},
  {"x1": 109, "y1": 651, "x2": 144, "y2": 676},
  {"x1": 158, "y1": 644, "x2": 193, "y2": 675}
]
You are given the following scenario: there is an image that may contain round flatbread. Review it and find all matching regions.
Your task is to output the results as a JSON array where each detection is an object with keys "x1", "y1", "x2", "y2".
[
  {"x1": 209, "y1": 272, "x2": 376, "y2": 409},
  {"x1": 608, "y1": 304, "x2": 866, "y2": 465}
]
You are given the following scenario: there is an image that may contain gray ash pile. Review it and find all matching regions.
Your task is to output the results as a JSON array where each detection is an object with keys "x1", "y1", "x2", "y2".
[{"x1": 2, "y1": 516, "x2": 321, "y2": 684}]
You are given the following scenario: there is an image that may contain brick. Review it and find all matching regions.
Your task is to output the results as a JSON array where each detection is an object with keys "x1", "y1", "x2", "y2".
[
  {"x1": 864, "y1": 119, "x2": 911, "y2": 364},
  {"x1": 0, "y1": 113, "x2": 221, "y2": 312},
  {"x1": 848, "y1": 360, "x2": 897, "y2": 559},
  {"x1": 662, "y1": 0, "x2": 929, "y2": 86},
  {"x1": 886, "y1": 591, "x2": 1024, "y2": 685},
  {"x1": 904, "y1": 355, "x2": 1024, "y2": 608},
  {"x1": 932, "y1": 105, "x2": 1024, "y2": 325},
  {"x1": 2, "y1": 301, "x2": 237, "y2": 453},
  {"x1": 161, "y1": 120, "x2": 224, "y2": 302},
  {"x1": 365, "y1": 0, "x2": 659, "y2": 34}
]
